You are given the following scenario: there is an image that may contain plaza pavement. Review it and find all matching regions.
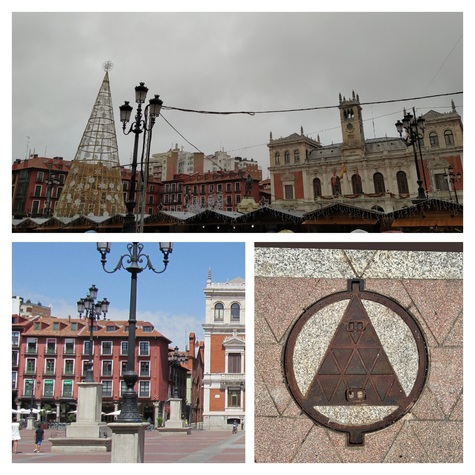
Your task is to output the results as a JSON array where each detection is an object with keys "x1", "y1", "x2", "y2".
[{"x1": 12, "y1": 427, "x2": 245, "y2": 463}]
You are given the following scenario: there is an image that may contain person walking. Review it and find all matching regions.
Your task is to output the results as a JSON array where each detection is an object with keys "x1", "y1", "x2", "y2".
[
  {"x1": 34, "y1": 422, "x2": 44, "y2": 453},
  {"x1": 12, "y1": 417, "x2": 21, "y2": 454}
]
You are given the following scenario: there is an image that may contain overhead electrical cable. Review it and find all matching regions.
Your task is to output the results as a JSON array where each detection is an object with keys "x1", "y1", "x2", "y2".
[{"x1": 161, "y1": 91, "x2": 462, "y2": 116}]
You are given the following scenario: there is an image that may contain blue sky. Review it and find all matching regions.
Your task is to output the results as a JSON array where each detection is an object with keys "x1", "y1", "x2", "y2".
[{"x1": 12, "y1": 241, "x2": 245, "y2": 349}]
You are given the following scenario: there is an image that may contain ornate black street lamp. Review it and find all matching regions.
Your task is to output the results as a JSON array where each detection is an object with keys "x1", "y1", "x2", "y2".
[
  {"x1": 395, "y1": 108, "x2": 427, "y2": 202},
  {"x1": 446, "y1": 165, "x2": 462, "y2": 204},
  {"x1": 119, "y1": 84, "x2": 163, "y2": 233},
  {"x1": 77, "y1": 285, "x2": 110, "y2": 382},
  {"x1": 96, "y1": 242, "x2": 173, "y2": 422}
]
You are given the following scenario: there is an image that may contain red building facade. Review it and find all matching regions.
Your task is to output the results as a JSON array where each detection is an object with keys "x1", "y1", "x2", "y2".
[{"x1": 12, "y1": 314, "x2": 171, "y2": 423}]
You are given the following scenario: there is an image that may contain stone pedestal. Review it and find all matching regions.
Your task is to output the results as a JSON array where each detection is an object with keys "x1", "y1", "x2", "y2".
[
  {"x1": 165, "y1": 397, "x2": 184, "y2": 429},
  {"x1": 26, "y1": 415, "x2": 36, "y2": 430},
  {"x1": 237, "y1": 196, "x2": 259, "y2": 213},
  {"x1": 50, "y1": 382, "x2": 111, "y2": 453},
  {"x1": 109, "y1": 422, "x2": 148, "y2": 463}
]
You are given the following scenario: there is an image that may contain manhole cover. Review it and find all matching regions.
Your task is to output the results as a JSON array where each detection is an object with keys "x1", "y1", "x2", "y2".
[{"x1": 283, "y1": 279, "x2": 428, "y2": 445}]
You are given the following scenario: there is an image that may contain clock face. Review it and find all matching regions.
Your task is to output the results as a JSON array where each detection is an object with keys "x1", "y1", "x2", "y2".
[{"x1": 346, "y1": 123, "x2": 354, "y2": 131}]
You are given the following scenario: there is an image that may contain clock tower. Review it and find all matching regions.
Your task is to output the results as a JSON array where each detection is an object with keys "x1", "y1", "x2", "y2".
[{"x1": 339, "y1": 91, "x2": 366, "y2": 153}]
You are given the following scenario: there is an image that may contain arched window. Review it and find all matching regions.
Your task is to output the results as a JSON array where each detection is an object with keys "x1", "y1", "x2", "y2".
[
  {"x1": 351, "y1": 174, "x2": 363, "y2": 194},
  {"x1": 274, "y1": 152, "x2": 280, "y2": 165},
  {"x1": 231, "y1": 303, "x2": 240, "y2": 322},
  {"x1": 331, "y1": 176, "x2": 341, "y2": 196},
  {"x1": 373, "y1": 172, "x2": 385, "y2": 194},
  {"x1": 429, "y1": 132, "x2": 439, "y2": 147},
  {"x1": 284, "y1": 151, "x2": 290, "y2": 164},
  {"x1": 396, "y1": 171, "x2": 409, "y2": 195},
  {"x1": 444, "y1": 130, "x2": 455, "y2": 146},
  {"x1": 214, "y1": 303, "x2": 224, "y2": 321},
  {"x1": 294, "y1": 150, "x2": 300, "y2": 163},
  {"x1": 313, "y1": 178, "x2": 322, "y2": 199}
]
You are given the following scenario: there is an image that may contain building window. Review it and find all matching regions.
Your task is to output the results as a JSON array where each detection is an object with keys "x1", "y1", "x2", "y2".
[
  {"x1": 235, "y1": 182, "x2": 241, "y2": 192},
  {"x1": 331, "y1": 176, "x2": 341, "y2": 196},
  {"x1": 140, "y1": 361, "x2": 150, "y2": 377},
  {"x1": 24, "y1": 379, "x2": 35, "y2": 397},
  {"x1": 429, "y1": 132, "x2": 439, "y2": 147},
  {"x1": 214, "y1": 303, "x2": 224, "y2": 321},
  {"x1": 228, "y1": 353, "x2": 242, "y2": 373},
  {"x1": 34, "y1": 322, "x2": 41, "y2": 330},
  {"x1": 83, "y1": 340, "x2": 93, "y2": 355},
  {"x1": 226, "y1": 183, "x2": 232, "y2": 192},
  {"x1": 294, "y1": 150, "x2": 300, "y2": 163},
  {"x1": 45, "y1": 358, "x2": 55, "y2": 374},
  {"x1": 227, "y1": 388, "x2": 241, "y2": 408},
  {"x1": 120, "y1": 381, "x2": 127, "y2": 396},
  {"x1": 62, "y1": 380, "x2": 73, "y2": 398},
  {"x1": 12, "y1": 350, "x2": 19, "y2": 367},
  {"x1": 12, "y1": 371, "x2": 18, "y2": 390},
  {"x1": 284, "y1": 184, "x2": 294, "y2": 200},
  {"x1": 275, "y1": 152, "x2": 280, "y2": 165},
  {"x1": 351, "y1": 174, "x2": 363, "y2": 194},
  {"x1": 396, "y1": 171, "x2": 409, "y2": 195},
  {"x1": 373, "y1": 172, "x2": 385, "y2": 194},
  {"x1": 34, "y1": 185, "x2": 42, "y2": 197},
  {"x1": 231, "y1": 303, "x2": 240, "y2": 322},
  {"x1": 64, "y1": 359, "x2": 74, "y2": 375},
  {"x1": 12, "y1": 331, "x2": 20, "y2": 346},
  {"x1": 139, "y1": 341, "x2": 150, "y2": 356},
  {"x1": 106, "y1": 326, "x2": 115, "y2": 332},
  {"x1": 102, "y1": 380, "x2": 113, "y2": 397},
  {"x1": 44, "y1": 379, "x2": 54, "y2": 397},
  {"x1": 25, "y1": 358, "x2": 36, "y2": 374},
  {"x1": 139, "y1": 381, "x2": 150, "y2": 398},
  {"x1": 121, "y1": 360, "x2": 127, "y2": 376},
  {"x1": 71, "y1": 323, "x2": 77, "y2": 331},
  {"x1": 53, "y1": 322, "x2": 59, "y2": 331},
  {"x1": 82, "y1": 360, "x2": 89, "y2": 376},
  {"x1": 444, "y1": 130, "x2": 455, "y2": 146},
  {"x1": 46, "y1": 338, "x2": 57, "y2": 354},
  {"x1": 435, "y1": 173, "x2": 450, "y2": 191},
  {"x1": 64, "y1": 339, "x2": 75, "y2": 355},
  {"x1": 121, "y1": 341, "x2": 128, "y2": 355},
  {"x1": 143, "y1": 326, "x2": 152, "y2": 332},
  {"x1": 284, "y1": 151, "x2": 290, "y2": 164},
  {"x1": 102, "y1": 341, "x2": 113, "y2": 355},
  {"x1": 313, "y1": 178, "x2": 322, "y2": 199},
  {"x1": 102, "y1": 360, "x2": 113, "y2": 377},
  {"x1": 26, "y1": 338, "x2": 37, "y2": 354}
]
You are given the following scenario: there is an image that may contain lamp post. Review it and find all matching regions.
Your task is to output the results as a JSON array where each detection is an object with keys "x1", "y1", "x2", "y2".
[
  {"x1": 446, "y1": 165, "x2": 462, "y2": 204},
  {"x1": 44, "y1": 164, "x2": 60, "y2": 217},
  {"x1": 77, "y1": 285, "x2": 110, "y2": 382},
  {"x1": 96, "y1": 242, "x2": 173, "y2": 422},
  {"x1": 119, "y1": 84, "x2": 163, "y2": 233},
  {"x1": 395, "y1": 107, "x2": 427, "y2": 202}
]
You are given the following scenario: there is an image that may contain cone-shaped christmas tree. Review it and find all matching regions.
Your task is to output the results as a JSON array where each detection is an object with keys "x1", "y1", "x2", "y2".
[{"x1": 55, "y1": 62, "x2": 125, "y2": 217}]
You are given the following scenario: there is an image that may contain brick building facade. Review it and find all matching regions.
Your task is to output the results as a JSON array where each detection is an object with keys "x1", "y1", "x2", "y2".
[{"x1": 202, "y1": 270, "x2": 245, "y2": 430}]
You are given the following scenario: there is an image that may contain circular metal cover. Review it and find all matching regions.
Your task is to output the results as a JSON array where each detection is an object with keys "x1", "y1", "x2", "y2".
[{"x1": 283, "y1": 279, "x2": 428, "y2": 445}]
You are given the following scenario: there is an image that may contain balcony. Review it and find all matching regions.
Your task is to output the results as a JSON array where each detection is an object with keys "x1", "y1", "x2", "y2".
[{"x1": 220, "y1": 373, "x2": 245, "y2": 386}]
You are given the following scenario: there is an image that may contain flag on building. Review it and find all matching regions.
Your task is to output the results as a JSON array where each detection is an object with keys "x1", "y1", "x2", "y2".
[{"x1": 339, "y1": 163, "x2": 347, "y2": 178}]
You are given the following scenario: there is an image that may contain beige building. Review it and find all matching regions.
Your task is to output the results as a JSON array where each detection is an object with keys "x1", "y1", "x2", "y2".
[{"x1": 268, "y1": 91, "x2": 463, "y2": 213}]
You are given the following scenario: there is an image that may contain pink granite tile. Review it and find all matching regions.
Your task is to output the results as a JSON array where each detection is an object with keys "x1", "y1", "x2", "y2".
[
  {"x1": 410, "y1": 421, "x2": 463, "y2": 462},
  {"x1": 427, "y1": 347, "x2": 463, "y2": 417},
  {"x1": 384, "y1": 421, "x2": 430, "y2": 462},
  {"x1": 443, "y1": 313, "x2": 463, "y2": 346},
  {"x1": 293, "y1": 426, "x2": 342, "y2": 463},
  {"x1": 255, "y1": 416, "x2": 314, "y2": 463},
  {"x1": 404, "y1": 280, "x2": 462, "y2": 345},
  {"x1": 411, "y1": 386, "x2": 446, "y2": 420}
]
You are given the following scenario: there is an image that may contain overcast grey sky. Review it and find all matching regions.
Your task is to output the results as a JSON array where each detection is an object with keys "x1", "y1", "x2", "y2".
[{"x1": 11, "y1": 8, "x2": 464, "y2": 179}]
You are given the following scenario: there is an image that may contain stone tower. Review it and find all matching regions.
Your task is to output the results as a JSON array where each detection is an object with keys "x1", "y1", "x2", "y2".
[
  {"x1": 339, "y1": 90, "x2": 366, "y2": 152},
  {"x1": 55, "y1": 62, "x2": 125, "y2": 218}
]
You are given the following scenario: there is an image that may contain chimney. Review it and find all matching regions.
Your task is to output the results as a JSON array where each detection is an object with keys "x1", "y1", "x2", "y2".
[{"x1": 189, "y1": 332, "x2": 196, "y2": 357}]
